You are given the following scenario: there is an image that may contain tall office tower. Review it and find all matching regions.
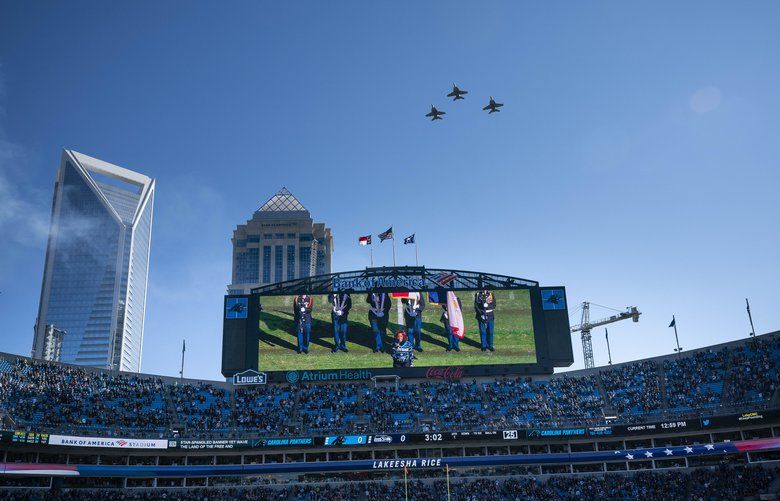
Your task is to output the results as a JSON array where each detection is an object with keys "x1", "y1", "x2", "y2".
[
  {"x1": 228, "y1": 188, "x2": 333, "y2": 294},
  {"x1": 32, "y1": 150, "x2": 155, "y2": 372}
]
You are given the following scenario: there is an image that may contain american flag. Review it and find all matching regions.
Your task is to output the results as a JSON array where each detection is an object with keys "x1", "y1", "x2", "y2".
[
  {"x1": 378, "y1": 226, "x2": 393, "y2": 242},
  {"x1": 433, "y1": 272, "x2": 457, "y2": 286}
]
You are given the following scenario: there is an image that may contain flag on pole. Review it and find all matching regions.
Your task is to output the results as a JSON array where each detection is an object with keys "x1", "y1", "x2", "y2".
[
  {"x1": 433, "y1": 272, "x2": 458, "y2": 287},
  {"x1": 182, "y1": 340, "x2": 186, "y2": 353},
  {"x1": 378, "y1": 227, "x2": 393, "y2": 242},
  {"x1": 359, "y1": 235, "x2": 372, "y2": 246},
  {"x1": 446, "y1": 291, "x2": 465, "y2": 339},
  {"x1": 403, "y1": 234, "x2": 415, "y2": 245},
  {"x1": 668, "y1": 317, "x2": 676, "y2": 328}
]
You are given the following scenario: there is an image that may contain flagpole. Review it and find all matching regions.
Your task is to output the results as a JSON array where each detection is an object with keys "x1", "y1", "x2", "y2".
[
  {"x1": 404, "y1": 465, "x2": 409, "y2": 501},
  {"x1": 179, "y1": 339, "x2": 185, "y2": 380},
  {"x1": 605, "y1": 328, "x2": 612, "y2": 365},
  {"x1": 391, "y1": 226, "x2": 396, "y2": 267},
  {"x1": 414, "y1": 237, "x2": 419, "y2": 266},
  {"x1": 746, "y1": 298, "x2": 756, "y2": 339},
  {"x1": 672, "y1": 315, "x2": 682, "y2": 355},
  {"x1": 370, "y1": 241, "x2": 374, "y2": 268},
  {"x1": 446, "y1": 464, "x2": 451, "y2": 501}
]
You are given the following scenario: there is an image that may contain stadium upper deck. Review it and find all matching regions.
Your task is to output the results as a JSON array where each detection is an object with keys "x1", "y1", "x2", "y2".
[{"x1": 0, "y1": 331, "x2": 778, "y2": 440}]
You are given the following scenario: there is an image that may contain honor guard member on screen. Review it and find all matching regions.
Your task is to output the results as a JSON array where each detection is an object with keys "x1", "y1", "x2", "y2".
[
  {"x1": 442, "y1": 296, "x2": 462, "y2": 352},
  {"x1": 401, "y1": 293, "x2": 425, "y2": 352},
  {"x1": 294, "y1": 294, "x2": 314, "y2": 354},
  {"x1": 366, "y1": 292, "x2": 392, "y2": 353},
  {"x1": 475, "y1": 288, "x2": 496, "y2": 351},
  {"x1": 329, "y1": 293, "x2": 352, "y2": 353},
  {"x1": 391, "y1": 331, "x2": 415, "y2": 368}
]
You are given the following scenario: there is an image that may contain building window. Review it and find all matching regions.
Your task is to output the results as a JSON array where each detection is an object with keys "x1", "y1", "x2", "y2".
[
  {"x1": 275, "y1": 245, "x2": 283, "y2": 283},
  {"x1": 287, "y1": 233, "x2": 296, "y2": 239},
  {"x1": 287, "y1": 245, "x2": 295, "y2": 281},
  {"x1": 247, "y1": 235, "x2": 260, "y2": 243},
  {"x1": 262, "y1": 246, "x2": 271, "y2": 283},
  {"x1": 235, "y1": 248, "x2": 259, "y2": 283},
  {"x1": 299, "y1": 233, "x2": 312, "y2": 242},
  {"x1": 299, "y1": 246, "x2": 311, "y2": 278},
  {"x1": 263, "y1": 233, "x2": 273, "y2": 240}
]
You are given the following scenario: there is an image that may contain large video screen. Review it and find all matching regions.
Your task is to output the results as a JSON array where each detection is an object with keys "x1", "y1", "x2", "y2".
[{"x1": 256, "y1": 289, "x2": 536, "y2": 371}]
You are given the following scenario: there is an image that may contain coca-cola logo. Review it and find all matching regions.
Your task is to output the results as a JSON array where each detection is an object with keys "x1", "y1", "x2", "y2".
[{"x1": 425, "y1": 366, "x2": 465, "y2": 379}]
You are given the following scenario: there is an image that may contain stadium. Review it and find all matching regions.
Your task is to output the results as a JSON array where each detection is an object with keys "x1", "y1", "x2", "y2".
[
  {"x1": 3, "y1": 2, "x2": 779, "y2": 500},
  {"x1": 2, "y1": 287, "x2": 780, "y2": 498}
]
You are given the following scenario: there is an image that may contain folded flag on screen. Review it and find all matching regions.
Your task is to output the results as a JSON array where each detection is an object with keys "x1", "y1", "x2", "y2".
[
  {"x1": 359, "y1": 235, "x2": 372, "y2": 246},
  {"x1": 446, "y1": 291, "x2": 465, "y2": 339},
  {"x1": 403, "y1": 234, "x2": 415, "y2": 245},
  {"x1": 378, "y1": 227, "x2": 393, "y2": 242},
  {"x1": 427, "y1": 290, "x2": 446, "y2": 304},
  {"x1": 433, "y1": 272, "x2": 458, "y2": 287}
]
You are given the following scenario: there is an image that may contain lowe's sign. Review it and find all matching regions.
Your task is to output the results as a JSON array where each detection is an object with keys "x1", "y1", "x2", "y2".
[{"x1": 232, "y1": 369, "x2": 267, "y2": 386}]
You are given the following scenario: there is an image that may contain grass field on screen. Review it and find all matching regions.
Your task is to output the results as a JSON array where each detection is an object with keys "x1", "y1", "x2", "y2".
[{"x1": 256, "y1": 289, "x2": 536, "y2": 371}]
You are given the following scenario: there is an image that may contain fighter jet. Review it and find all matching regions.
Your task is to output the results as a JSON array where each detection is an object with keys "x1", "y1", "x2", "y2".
[
  {"x1": 447, "y1": 84, "x2": 468, "y2": 101},
  {"x1": 482, "y1": 96, "x2": 504, "y2": 114},
  {"x1": 425, "y1": 105, "x2": 445, "y2": 121}
]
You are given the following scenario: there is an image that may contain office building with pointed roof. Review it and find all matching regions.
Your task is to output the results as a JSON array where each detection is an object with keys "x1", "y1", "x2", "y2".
[
  {"x1": 32, "y1": 150, "x2": 155, "y2": 372},
  {"x1": 228, "y1": 188, "x2": 333, "y2": 294}
]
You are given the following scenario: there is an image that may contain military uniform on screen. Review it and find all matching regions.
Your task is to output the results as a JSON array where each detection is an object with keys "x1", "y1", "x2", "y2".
[
  {"x1": 475, "y1": 289, "x2": 496, "y2": 351},
  {"x1": 329, "y1": 293, "x2": 352, "y2": 353},
  {"x1": 294, "y1": 294, "x2": 314, "y2": 354},
  {"x1": 366, "y1": 293, "x2": 392, "y2": 352},
  {"x1": 402, "y1": 293, "x2": 425, "y2": 352}
]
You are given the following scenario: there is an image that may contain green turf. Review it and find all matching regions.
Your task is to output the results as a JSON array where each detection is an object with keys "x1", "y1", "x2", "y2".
[{"x1": 256, "y1": 290, "x2": 536, "y2": 371}]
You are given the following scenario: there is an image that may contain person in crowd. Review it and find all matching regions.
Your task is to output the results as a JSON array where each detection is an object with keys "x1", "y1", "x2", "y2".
[
  {"x1": 474, "y1": 288, "x2": 496, "y2": 351},
  {"x1": 366, "y1": 292, "x2": 392, "y2": 352},
  {"x1": 441, "y1": 296, "x2": 462, "y2": 352},
  {"x1": 293, "y1": 293, "x2": 313, "y2": 353},
  {"x1": 328, "y1": 292, "x2": 352, "y2": 353},
  {"x1": 391, "y1": 331, "x2": 415, "y2": 368},
  {"x1": 401, "y1": 292, "x2": 425, "y2": 352}
]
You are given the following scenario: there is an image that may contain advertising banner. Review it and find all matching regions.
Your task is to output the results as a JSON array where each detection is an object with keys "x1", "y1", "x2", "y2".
[{"x1": 48, "y1": 435, "x2": 168, "y2": 450}]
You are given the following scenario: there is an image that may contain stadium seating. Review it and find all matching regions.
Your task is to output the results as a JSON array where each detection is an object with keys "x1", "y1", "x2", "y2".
[
  {"x1": 2, "y1": 334, "x2": 780, "y2": 438},
  {"x1": 0, "y1": 465, "x2": 776, "y2": 500}
]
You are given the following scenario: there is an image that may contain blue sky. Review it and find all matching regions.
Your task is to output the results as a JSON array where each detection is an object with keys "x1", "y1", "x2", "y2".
[{"x1": 1, "y1": 2, "x2": 778, "y2": 380}]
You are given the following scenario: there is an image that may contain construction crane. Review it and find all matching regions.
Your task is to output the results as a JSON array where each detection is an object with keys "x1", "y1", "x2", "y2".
[{"x1": 570, "y1": 302, "x2": 641, "y2": 369}]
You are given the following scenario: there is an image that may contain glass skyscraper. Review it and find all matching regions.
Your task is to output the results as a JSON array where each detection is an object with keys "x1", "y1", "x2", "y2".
[
  {"x1": 228, "y1": 188, "x2": 333, "y2": 294},
  {"x1": 32, "y1": 150, "x2": 155, "y2": 372}
]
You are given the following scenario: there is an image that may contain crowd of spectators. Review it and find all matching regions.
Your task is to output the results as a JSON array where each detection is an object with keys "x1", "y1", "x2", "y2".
[
  {"x1": 0, "y1": 360, "x2": 168, "y2": 435},
  {"x1": 726, "y1": 337, "x2": 780, "y2": 404},
  {"x1": 234, "y1": 385, "x2": 294, "y2": 435},
  {"x1": 2, "y1": 334, "x2": 780, "y2": 438},
  {"x1": 601, "y1": 360, "x2": 662, "y2": 416},
  {"x1": 2, "y1": 466, "x2": 777, "y2": 500},
  {"x1": 169, "y1": 382, "x2": 232, "y2": 434},
  {"x1": 664, "y1": 349, "x2": 728, "y2": 410}
]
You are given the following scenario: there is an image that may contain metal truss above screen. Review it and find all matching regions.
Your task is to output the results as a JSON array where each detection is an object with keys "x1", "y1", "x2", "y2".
[{"x1": 250, "y1": 266, "x2": 539, "y2": 296}]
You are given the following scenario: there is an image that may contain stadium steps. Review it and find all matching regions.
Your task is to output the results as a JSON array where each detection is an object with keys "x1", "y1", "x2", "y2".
[
  {"x1": 164, "y1": 386, "x2": 182, "y2": 432},
  {"x1": 656, "y1": 361, "x2": 670, "y2": 411},
  {"x1": 595, "y1": 373, "x2": 617, "y2": 418}
]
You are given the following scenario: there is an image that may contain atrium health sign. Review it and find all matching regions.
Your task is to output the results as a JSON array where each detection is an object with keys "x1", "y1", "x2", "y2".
[{"x1": 233, "y1": 369, "x2": 268, "y2": 385}]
